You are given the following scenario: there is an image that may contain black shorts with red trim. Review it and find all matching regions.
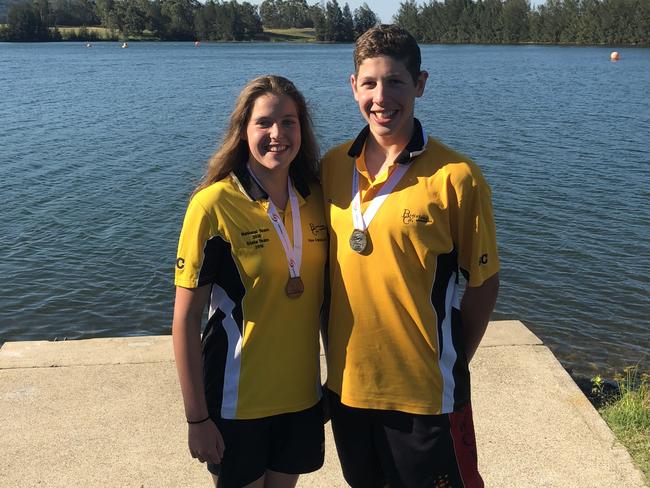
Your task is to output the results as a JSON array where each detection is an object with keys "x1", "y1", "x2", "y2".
[
  {"x1": 328, "y1": 390, "x2": 483, "y2": 488},
  {"x1": 207, "y1": 400, "x2": 325, "y2": 487}
]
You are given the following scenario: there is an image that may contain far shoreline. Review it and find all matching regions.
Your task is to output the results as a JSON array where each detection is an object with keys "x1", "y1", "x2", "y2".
[{"x1": 1, "y1": 26, "x2": 647, "y2": 48}]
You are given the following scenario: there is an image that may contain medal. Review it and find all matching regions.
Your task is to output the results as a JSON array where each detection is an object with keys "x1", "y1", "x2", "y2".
[
  {"x1": 285, "y1": 276, "x2": 304, "y2": 299},
  {"x1": 350, "y1": 160, "x2": 413, "y2": 256},
  {"x1": 247, "y1": 164, "x2": 304, "y2": 298},
  {"x1": 349, "y1": 229, "x2": 368, "y2": 253}
]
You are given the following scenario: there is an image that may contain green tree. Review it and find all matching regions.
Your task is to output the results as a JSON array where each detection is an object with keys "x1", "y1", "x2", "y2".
[
  {"x1": 238, "y1": 1, "x2": 262, "y2": 37},
  {"x1": 160, "y1": 0, "x2": 197, "y2": 39},
  {"x1": 419, "y1": 1, "x2": 445, "y2": 42},
  {"x1": 259, "y1": 0, "x2": 280, "y2": 28},
  {"x1": 341, "y1": 3, "x2": 354, "y2": 40},
  {"x1": 353, "y1": 2, "x2": 377, "y2": 38},
  {"x1": 279, "y1": 0, "x2": 312, "y2": 28},
  {"x1": 6, "y1": 1, "x2": 50, "y2": 41},
  {"x1": 95, "y1": 0, "x2": 120, "y2": 30},
  {"x1": 395, "y1": 1, "x2": 421, "y2": 39},
  {"x1": 120, "y1": 0, "x2": 148, "y2": 35},
  {"x1": 310, "y1": 3, "x2": 326, "y2": 39},
  {"x1": 141, "y1": 0, "x2": 167, "y2": 36},
  {"x1": 501, "y1": 0, "x2": 528, "y2": 43},
  {"x1": 324, "y1": 0, "x2": 343, "y2": 41}
]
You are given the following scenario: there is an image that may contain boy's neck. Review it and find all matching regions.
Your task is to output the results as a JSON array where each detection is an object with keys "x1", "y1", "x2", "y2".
[{"x1": 364, "y1": 121, "x2": 414, "y2": 180}]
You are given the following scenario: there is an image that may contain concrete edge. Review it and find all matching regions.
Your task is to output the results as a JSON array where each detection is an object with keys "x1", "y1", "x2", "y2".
[
  {"x1": 540, "y1": 344, "x2": 649, "y2": 485},
  {"x1": 0, "y1": 320, "x2": 538, "y2": 370},
  {"x1": 0, "y1": 336, "x2": 174, "y2": 369}
]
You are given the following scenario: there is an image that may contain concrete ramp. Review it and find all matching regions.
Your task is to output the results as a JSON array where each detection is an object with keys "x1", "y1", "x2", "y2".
[{"x1": 0, "y1": 321, "x2": 646, "y2": 487}]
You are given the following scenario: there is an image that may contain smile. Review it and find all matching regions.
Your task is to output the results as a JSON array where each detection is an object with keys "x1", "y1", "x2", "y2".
[
  {"x1": 371, "y1": 110, "x2": 397, "y2": 120},
  {"x1": 266, "y1": 145, "x2": 289, "y2": 152}
]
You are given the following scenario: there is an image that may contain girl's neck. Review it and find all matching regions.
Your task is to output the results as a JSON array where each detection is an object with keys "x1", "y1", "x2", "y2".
[{"x1": 249, "y1": 162, "x2": 290, "y2": 210}]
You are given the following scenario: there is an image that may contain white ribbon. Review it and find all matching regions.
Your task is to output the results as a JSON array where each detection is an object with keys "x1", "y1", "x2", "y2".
[
  {"x1": 351, "y1": 128, "x2": 427, "y2": 232},
  {"x1": 351, "y1": 163, "x2": 410, "y2": 233},
  {"x1": 247, "y1": 165, "x2": 302, "y2": 278}
]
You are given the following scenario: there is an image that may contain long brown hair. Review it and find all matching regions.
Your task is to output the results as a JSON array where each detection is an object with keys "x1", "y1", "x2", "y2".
[{"x1": 192, "y1": 75, "x2": 319, "y2": 197}]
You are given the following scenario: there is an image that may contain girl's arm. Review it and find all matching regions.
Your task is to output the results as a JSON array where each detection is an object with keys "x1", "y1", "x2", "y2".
[{"x1": 172, "y1": 285, "x2": 225, "y2": 464}]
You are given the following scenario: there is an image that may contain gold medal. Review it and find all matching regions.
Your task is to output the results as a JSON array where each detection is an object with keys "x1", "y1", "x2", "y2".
[
  {"x1": 349, "y1": 229, "x2": 368, "y2": 253},
  {"x1": 285, "y1": 276, "x2": 304, "y2": 299}
]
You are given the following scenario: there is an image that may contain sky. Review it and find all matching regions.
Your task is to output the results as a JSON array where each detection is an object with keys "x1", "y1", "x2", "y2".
[{"x1": 247, "y1": 1, "x2": 547, "y2": 26}]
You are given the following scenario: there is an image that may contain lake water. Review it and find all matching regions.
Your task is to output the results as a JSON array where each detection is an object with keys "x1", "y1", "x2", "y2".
[{"x1": 1, "y1": 42, "x2": 648, "y2": 379}]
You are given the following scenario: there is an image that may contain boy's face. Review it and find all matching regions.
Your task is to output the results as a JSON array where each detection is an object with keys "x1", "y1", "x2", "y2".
[{"x1": 351, "y1": 56, "x2": 427, "y2": 146}]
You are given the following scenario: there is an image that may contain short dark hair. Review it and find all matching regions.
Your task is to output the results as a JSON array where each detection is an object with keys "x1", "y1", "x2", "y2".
[{"x1": 353, "y1": 25, "x2": 421, "y2": 84}]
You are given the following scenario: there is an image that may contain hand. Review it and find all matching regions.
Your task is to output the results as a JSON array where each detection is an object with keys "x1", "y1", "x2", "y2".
[{"x1": 188, "y1": 419, "x2": 225, "y2": 465}]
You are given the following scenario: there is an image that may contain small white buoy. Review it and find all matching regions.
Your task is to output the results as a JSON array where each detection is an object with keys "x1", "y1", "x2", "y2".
[
  {"x1": 610, "y1": 51, "x2": 620, "y2": 61},
  {"x1": 194, "y1": 40, "x2": 201, "y2": 48},
  {"x1": 121, "y1": 42, "x2": 129, "y2": 49}
]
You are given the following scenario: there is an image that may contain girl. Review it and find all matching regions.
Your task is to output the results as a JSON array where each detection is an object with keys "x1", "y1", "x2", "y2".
[{"x1": 172, "y1": 75, "x2": 327, "y2": 488}]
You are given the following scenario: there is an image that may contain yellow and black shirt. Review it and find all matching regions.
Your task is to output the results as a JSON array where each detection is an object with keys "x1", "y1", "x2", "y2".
[
  {"x1": 321, "y1": 120, "x2": 499, "y2": 415},
  {"x1": 175, "y1": 165, "x2": 328, "y2": 420}
]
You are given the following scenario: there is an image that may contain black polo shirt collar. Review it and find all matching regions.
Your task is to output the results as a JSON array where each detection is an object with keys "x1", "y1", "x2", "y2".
[
  {"x1": 233, "y1": 162, "x2": 311, "y2": 202},
  {"x1": 347, "y1": 118, "x2": 427, "y2": 164}
]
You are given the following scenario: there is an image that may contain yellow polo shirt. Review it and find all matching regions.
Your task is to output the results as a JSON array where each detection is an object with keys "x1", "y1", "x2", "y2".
[
  {"x1": 175, "y1": 165, "x2": 328, "y2": 419},
  {"x1": 322, "y1": 120, "x2": 499, "y2": 415}
]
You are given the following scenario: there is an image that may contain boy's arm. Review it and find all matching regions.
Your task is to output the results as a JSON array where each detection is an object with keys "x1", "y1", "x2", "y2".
[{"x1": 460, "y1": 272, "x2": 499, "y2": 363}]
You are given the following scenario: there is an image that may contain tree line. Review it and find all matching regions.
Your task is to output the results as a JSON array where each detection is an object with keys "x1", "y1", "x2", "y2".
[
  {"x1": 0, "y1": 0, "x2": 378, "y2": 42},
  {"x1": 395, "y1": 0, "x2": 649, "y2": 46},
  {"x1": 1, "y1": 0, "x2": 648, "y2": 45}
]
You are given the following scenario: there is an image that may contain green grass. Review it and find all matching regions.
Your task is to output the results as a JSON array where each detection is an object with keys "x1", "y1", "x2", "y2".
[
  {"x1": 262, "y1": 27, "x2": 315, "y2": 43},
  {"x1": 597, "y1": 368, "x2": 650, "y2": 482},
  {"x1": 56, "y1": 26, "x2": 109, "y2": 35},
  {"x1": 52, "y1": 26, "x2": 160, "y2": 41}
]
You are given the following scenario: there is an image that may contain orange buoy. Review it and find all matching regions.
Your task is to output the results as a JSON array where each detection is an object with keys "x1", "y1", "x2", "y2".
[{"x1": 610, "y1": 51, "x2": 620, "y2": 61}]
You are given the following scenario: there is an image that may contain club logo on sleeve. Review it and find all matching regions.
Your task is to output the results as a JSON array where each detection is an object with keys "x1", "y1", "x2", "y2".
[
  {"x1": 402, "y1": 209, "x2": 431, "y2": 225},
  {"x1": 479, "y1": 254, "x2": 488, "y2": 266},
  {"x1": 176, "y1": 258, "x2": 185, "y2": 270}
]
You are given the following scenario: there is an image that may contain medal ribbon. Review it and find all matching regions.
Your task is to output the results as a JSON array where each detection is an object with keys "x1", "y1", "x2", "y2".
[
  {"x1": 247, "y1": 165, "x2": 302, "y2": 278},
  {"x1": 351, "y1": 127, "x2": 428, "y2": 232},
  {"x1": 351, "y1": 163, "x2": 410, "y2": 232}
]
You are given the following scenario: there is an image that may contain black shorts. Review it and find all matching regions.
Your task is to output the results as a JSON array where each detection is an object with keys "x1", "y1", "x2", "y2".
[
  {"x1": 207, "y1": 400, "x2": 324, "y2": 487},
  {"x1": 328, "y1": 390, "x2": 483, "y2": 488}
]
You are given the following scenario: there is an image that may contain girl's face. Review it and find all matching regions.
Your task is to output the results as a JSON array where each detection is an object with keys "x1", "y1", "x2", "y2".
[{"x1": 244, "y1": 93, "x2": 301, "y2": 174}]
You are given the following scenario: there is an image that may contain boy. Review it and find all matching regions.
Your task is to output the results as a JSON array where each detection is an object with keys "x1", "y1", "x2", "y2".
[{"x1": 321, "y1": 25, "x2": 500, "y2": 488}]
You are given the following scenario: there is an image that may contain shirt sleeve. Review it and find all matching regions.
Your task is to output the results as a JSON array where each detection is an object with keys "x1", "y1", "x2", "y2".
[
  {"x1": 450, "y1": 163, "x2": 500, "y2": 287},
  {"x1": 174, "y1": 195, "x2": 220, "y2": 289}
]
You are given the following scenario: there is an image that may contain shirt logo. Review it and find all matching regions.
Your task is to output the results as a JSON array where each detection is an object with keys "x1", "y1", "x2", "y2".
[
  {"x1": 402, "y1": 209, "x2": 431, "y2": 225},
  {"x1": 176, "y1": 258, "x2": 185, "y2": 270},
  {"x1": 241, "y1": 228, "x2": 271, "y2": 250},
  {"x1": 308, "y1": 223, "x2": 328, "y2": 243},
  {"x1": 479, "y1": 254, "x2": 488, "y2": 266},
  {"x1": 310, "y1": 223, "x2": 327, "y2": 237}
]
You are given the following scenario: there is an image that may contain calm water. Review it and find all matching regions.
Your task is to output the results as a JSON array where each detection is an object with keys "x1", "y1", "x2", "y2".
[{"x1": 1, "y1": 42, "x2": 648, "y2": 378}]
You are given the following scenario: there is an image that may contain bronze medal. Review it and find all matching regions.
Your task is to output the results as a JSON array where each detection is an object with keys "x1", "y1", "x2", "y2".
[
  {"x1": 349, "y1": 229, "x2": 368, "y2": 253},
  {"x1": 285, "y1": 276, "x2": 304, "y2": 299}
]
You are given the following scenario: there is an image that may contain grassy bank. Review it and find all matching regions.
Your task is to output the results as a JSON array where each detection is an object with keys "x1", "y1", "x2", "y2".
[
  {"x1": 45, "y1": 26, "x2": 315, "y2": 43},
  {"x1": 261, "y1": 27, "x2": 315, "y2": 42},
  {"x1": 53, "y1": 26, "x2": 158, "y2": 41},
  {"x1": 595, "y1": 369, "x2": 650, "y2": 482}
]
